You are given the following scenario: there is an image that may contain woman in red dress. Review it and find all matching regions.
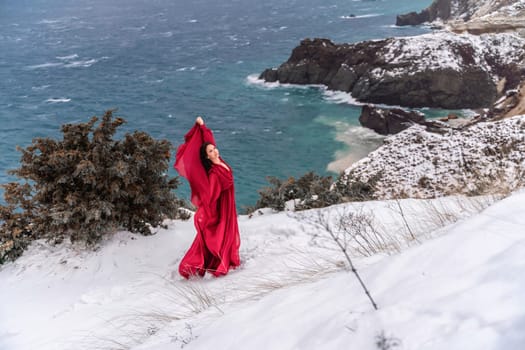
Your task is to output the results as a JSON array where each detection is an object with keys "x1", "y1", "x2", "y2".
[{"x1": 174, "y1": 116, "x2": 241, "y2": 278}]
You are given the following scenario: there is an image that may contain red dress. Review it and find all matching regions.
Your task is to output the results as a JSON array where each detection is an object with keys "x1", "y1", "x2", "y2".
[{"x1": 174, "y1": 122, "x2": 241, "y2": 278}]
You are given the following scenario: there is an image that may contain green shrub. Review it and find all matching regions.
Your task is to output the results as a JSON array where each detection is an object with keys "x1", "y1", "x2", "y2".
[
  {"x1": 249, "y1": 170, "x2": 381, "y2": 214},
  {"x1": 250, "y1": 172, "x2": 340, "y2": 213},
  {"x1": 334, "y1": 171, "x2": 382, "y2": 202},
  {"x1": 0, "y1": 110, "x2": 183, "y2": 264}
]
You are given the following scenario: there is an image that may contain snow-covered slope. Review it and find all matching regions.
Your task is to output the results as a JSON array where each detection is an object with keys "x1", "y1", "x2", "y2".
[
  {"x1": 1, "y1": 191, "x2": 524, "y2": 350},
  {"x1": 341, "y1": 115, "x2": 525, "y2": 199}
]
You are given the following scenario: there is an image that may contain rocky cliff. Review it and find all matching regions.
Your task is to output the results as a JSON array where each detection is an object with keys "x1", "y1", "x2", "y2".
[{"x1": 259, "y1": 33, "x2": 525, "y2": 109}]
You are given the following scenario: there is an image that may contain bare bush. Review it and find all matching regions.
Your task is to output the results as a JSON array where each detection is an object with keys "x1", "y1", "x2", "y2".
[
  {"x1": 298, "y1": 209, "x2": 379, "y2": 310},
  {"x1": 303, "y1": 208, "x2": 399, "y2": 258}
]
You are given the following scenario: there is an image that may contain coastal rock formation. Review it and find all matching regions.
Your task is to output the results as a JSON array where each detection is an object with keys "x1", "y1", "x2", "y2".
[
  {"x1": 358, "y1": 105, "x2": 452, "y2": 135},
  {"x1": 338, "y1": 115, "x2": 525, "y2": 199},
  {"x1": 359, "y1": 105, "x2": 426, "y2": 135},
  {"x1": 491, "y1": 81, "x2": 525, "y2": 119},
  {"x1": 396, "y1": 0, "x2": 451, "y2": 26},
  {"x1": 259, "y1": 33, "x2": 525, "y2": 109},
  {"x1": 396, "y1": 0, "x2": 525, "y2": 35}
]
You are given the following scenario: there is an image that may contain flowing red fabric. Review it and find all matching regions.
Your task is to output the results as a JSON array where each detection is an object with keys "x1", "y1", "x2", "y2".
[{"x1": 174, "y1": 123, "x2": 241, "y2": 278}]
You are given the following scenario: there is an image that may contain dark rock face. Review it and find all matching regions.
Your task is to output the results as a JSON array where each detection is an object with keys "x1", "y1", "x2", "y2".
[
  {"x1": 396, "y1": 0, "x2": 451, "y2": 26},
  {"x1": 396, "y1": 11, "x2": 431, "y2": 26},
  {"x1": 359, "y1": 105, "x2": 426, "y2": 135},
  {"x1": 259, "y1": 34, "x2": 525, "y2": 109}
]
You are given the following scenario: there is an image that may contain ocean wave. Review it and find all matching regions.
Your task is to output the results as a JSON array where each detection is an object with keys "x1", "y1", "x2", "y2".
[
  {"x1": 27, "y1": 62, "x2": 64, "y2": 69},
  {"x1": 245, "y1": 74, "x2": 280, "y2": 89},
  {"x1": 56, "y1": 54, "x2": 79, "y2": 60},
  {"x1": 46, "y1": 98, "x2": 71, "y2": 103},
  {"x1": 383, "y1": 24, "x2": 407, "y2": 29},
  {"x1": 245, "y1": 74, "x2": 322, "y2": 90},
  {"x1": 27, "y1": 56, "x2": 102, "y2": 70},
  {"x1": 32, "y1": 85, "x2": 51, "y2": 91},
  {"x1": 176, "y1": 66, "x2": 197, "y2": 72},
  {"x1": 340, "y1": 13, "x2": 382, "y2": 19},
  {"x1": 325, "y1": 122, "x2": 385, "y2": 173},
  {"x1": 322, "y1": 90, "x2": 365, "y2": 106},
  {"x1": 38, "y1": 19, "x2": 61, "y2": 24},
  {"x1": 64, "y1": 58, "x2": 97, "y2": 68}
]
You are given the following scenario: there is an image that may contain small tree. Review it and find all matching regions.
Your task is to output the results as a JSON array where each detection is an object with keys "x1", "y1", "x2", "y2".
[{"x1": 0, "y1": 110, "x2": 183, "y2": 264}]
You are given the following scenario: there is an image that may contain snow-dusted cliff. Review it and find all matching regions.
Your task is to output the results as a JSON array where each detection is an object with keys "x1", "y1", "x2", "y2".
[{"x1": 259, "y1": 32, "x2": 525, "y2": 109}]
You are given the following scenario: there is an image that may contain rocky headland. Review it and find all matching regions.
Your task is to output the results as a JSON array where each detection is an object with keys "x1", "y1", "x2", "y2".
[
  {"x1": 259, "y1": 33, "x2": 525, "y2": 109},
  {"x1": 259, "y1": 0, "x2": 525, "y2": 199}
]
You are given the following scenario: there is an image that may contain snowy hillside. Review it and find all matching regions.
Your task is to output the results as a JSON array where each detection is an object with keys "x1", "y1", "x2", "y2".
[
  {"x1": 341, "y1": 115, "x2": 525, "y2": 199},
  {"x1": 1, "y1": 190, "x2": 524, "y2": 350}
]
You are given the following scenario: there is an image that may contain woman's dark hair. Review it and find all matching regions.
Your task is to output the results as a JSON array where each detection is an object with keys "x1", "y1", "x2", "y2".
[{"x1": 200, "y1": 142, "x2": 213, "y2": 173}]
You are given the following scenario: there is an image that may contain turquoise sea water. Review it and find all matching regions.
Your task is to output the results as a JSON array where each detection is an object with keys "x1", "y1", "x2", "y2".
[{"x1": 0, "y1": 0, "x2": 433, "y2": 208}]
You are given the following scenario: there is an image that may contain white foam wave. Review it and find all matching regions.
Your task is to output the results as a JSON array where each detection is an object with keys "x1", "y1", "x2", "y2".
[
  {"x1": 64, "y1": 59, "x2": 97, "y2": 68},
  {"x1": 27, "y1": 62, "x2": 63, "y2": 69},
  {"x1": 32, "y1": 85, "x2": 51, "y2": 91},
  {"x1": 326, "y1": 123, "x2": 385, "y2": 173},
  {"x1": 322, "y1": 90, "x2": 364, "y2": 106},
  {"x1": 245, "y1": 74, "x2": 280, "y2": 89},
  {"x1": 383, "y1": 24, "x2": 406, "y2": 29},
  {"x1": 340, "y1": 13, "x2": 382, "y2": 19},
  {"x1": 46, "y1": 98, "x2": 71, "y2": 103},
  {"x1": 56, "y1": 54, "x2": 78, "y2": 60},
  {"x1": 176, "y1": 66, "x2": 196, "y2": 72},
  {"x1": 245, "y1": 73, "x2": 322, "y2": 90},
  {"x1": 189, "y1": 19, "x2": 198, "y2": 23},
  {"x1": 38, "y1": 19, "x2": 60, "y2": 24}
]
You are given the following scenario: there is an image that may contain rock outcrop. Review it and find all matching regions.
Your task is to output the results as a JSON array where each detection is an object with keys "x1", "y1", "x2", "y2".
[
  {"x1": 259, "y1": 33, "x2": 525, "y2": 109},
  {"x1": 358, "y1": 105, "x2": 452, "y2": 135},
  {"x1": 396, "y1": 0, "x2": 451, "y2": 26},
  {"x1": 359, "y1": 105, "x2": 425, "y2": 135}
]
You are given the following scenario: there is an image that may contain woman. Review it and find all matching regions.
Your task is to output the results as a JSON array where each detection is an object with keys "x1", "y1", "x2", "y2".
[{"x1": 174, "y1": 116, "x2": 241, "y2": 278}]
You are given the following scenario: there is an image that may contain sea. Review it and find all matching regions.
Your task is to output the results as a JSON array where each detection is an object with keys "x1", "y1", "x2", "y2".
[{"x1": 0, "y1": 0, "x2": 437, "y2": 209}]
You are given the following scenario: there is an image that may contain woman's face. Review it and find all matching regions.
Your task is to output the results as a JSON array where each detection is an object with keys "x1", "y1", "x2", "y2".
[{"x1": 206, "y1": 144, "x2": 219, "y2": 163}]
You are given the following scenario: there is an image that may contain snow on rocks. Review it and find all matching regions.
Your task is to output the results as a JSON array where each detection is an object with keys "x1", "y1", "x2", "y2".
[
  {"x1": 379, "y1": 31, "x2": 525, "y2": 79},
  {"x1": 341, "y1": 115, "x2": 525, "y2": 199}
]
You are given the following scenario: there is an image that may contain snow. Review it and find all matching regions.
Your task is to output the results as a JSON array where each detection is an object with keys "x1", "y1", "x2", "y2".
[
  {"x1": 342, "y1": 115, "x2": 525, "y2": 199},
  {"x1": 2, "y1": 187, "x2": 525, "y2": 349},
  {"x1": 379, "y1": 32, "x2": 525, "y2": 79}
]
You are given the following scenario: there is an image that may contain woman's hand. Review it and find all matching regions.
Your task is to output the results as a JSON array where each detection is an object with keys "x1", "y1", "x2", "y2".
[{"x1": 196, "y1": 116, "x2": 204, "y2": 125}]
